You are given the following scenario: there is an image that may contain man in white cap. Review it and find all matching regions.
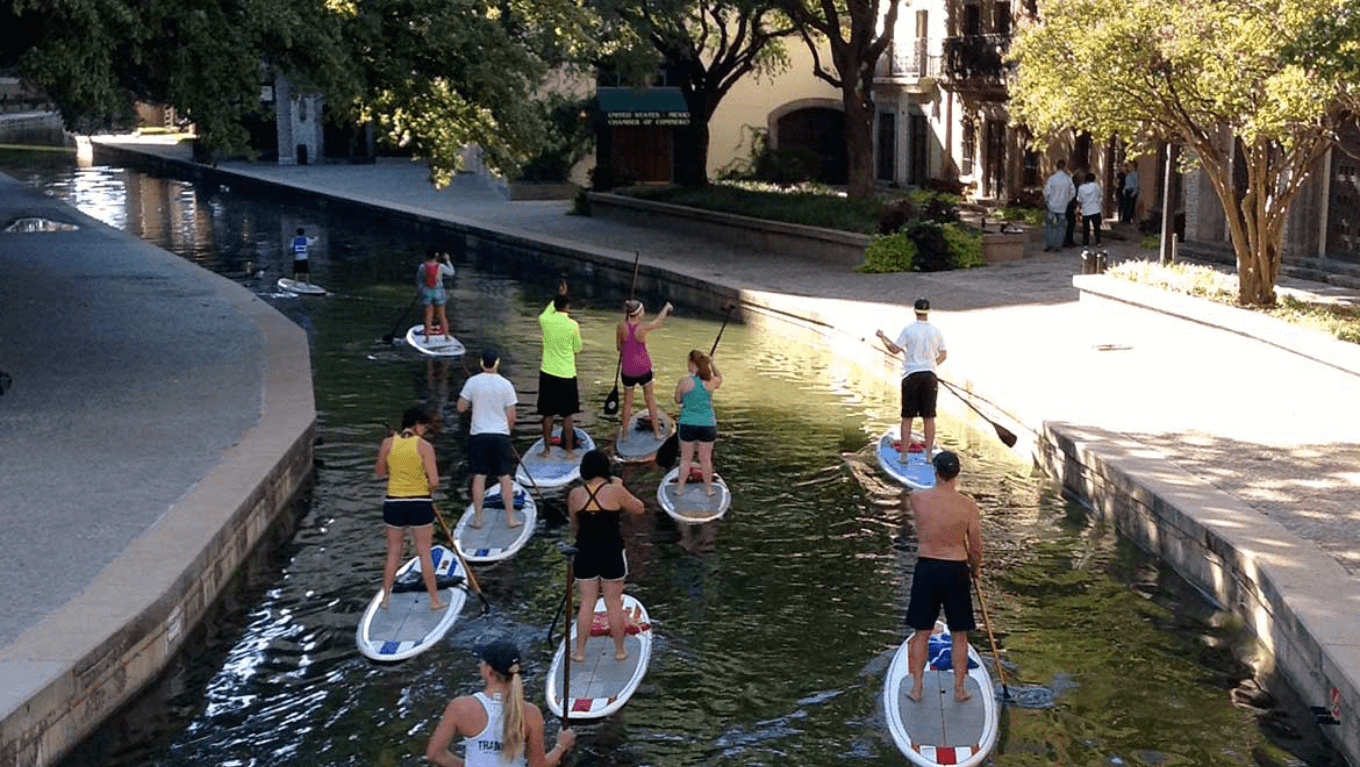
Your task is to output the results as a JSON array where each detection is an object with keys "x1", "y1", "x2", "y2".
[{"x1": 876, "y1": 298, "x2": 947, "y2": 462}]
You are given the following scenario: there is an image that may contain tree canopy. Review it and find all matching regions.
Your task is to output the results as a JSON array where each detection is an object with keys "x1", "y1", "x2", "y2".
[{"x1": 1009, "y1": 0, "x2": 1353, "y2": 305}]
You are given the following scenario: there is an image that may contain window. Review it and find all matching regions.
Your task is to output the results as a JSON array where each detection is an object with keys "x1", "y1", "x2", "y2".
[
  {"x1": 962, "y1": 120, "x2": 976, "y2": 175},
  {"x1": 995, "y1": 2, "x2": 1011, "y2": 36}
]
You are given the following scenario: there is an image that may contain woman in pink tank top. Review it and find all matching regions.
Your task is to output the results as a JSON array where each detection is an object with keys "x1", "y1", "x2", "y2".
[{"x1": 615, "y1": 299, "x2": 673, "y2": 441}]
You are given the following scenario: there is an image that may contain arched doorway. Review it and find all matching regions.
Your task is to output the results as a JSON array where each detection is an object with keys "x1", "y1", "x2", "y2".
[{"x1": 772, "y1": 104, "x2": 848, "y2": 185}]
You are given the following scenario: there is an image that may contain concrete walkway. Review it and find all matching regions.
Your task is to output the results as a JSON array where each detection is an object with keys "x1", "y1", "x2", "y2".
[
  {"x1": 0, "y1": 169, "x2": 315, "y2": 765},
  {"x1": 74, "y1": 138, "x2": 1360, "y2": 764}
]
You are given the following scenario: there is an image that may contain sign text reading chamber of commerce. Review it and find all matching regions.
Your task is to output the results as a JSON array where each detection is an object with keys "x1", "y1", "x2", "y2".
[{"x1": 606, "y1": 111, "x2": 690, "y2": 127}]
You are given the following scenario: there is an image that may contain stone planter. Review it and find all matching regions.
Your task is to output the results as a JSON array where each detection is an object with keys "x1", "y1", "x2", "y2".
[{"x1": 981, "y1": 230, "x2": 1027, "y2": 262}]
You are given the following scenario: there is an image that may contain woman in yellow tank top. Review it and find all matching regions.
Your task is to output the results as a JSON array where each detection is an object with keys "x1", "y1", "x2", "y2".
[{"x1": 375, "y1": 408, "x2": 446, "y2": 610}]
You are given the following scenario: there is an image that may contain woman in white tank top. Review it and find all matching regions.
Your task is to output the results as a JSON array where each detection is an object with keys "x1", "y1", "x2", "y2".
[{"x1": 426, "y1": 641, "x2": 575, "y2": 767}]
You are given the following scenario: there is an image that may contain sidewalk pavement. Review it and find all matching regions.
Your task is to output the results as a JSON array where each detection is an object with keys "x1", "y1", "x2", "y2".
[{"x1": 81, "y1": 139, "x2": 1360, "y2": 762}]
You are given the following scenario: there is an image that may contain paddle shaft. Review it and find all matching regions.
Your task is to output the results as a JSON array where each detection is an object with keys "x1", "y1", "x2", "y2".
[
  {"x1": 605, "y1": 252, "x2": 644, "y2": 415},
  {"x1": 383, "y1": 293, "x2": 421, "y2": 343},
  {"x1": 656, "y1": 303, "x2": 733, "y2": 469},
  {"x1": 562, "y1": 556, "x2": 574, "y2": 729},
  {"x1": 430, "y1": 501, "x2": 487, "y2": 606},
  {"x1": 967, "y1": 535, "x2": 1010, "y2": 698},
  {"x1": 937, "y1": 377, "x2": 1018, "y2": 448}
]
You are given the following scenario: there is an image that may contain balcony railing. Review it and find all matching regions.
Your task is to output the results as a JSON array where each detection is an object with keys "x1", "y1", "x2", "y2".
[
  {"x1": 942, "y1": 34, "x2": 1012, "y2": 82},
  {"x1": 886, "y1": 38, "x2": 937, "y2": 80}
]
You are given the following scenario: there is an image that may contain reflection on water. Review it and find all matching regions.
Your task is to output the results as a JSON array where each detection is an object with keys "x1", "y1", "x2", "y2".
[{"x1": 0, "y1": 155, "x2": 1338, "y2": 767}]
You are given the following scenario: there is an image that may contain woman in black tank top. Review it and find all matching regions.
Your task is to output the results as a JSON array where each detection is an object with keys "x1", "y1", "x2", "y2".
[{"x1": 567, "y1": 450, "x2": 645, "y2": 662}]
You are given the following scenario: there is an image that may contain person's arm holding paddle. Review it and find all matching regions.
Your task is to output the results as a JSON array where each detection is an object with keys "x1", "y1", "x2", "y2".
[
  {"x1": 611, "y1": 475, "x2": 646, "y2": 517},
  {"x1": 639, "y1": 302, "x2": 673, "y2": 339},
  {"x1": 705, "y1": 357, "x2": 722, "y2": 391}
]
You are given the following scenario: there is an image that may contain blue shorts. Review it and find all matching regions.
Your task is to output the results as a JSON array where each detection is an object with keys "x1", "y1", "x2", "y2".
[
  {"x1": 420, "y1": 285, "x2": 447, "y2": 307},
  {"x1": 383, "y1": 497, "x2": 434, "y2": 527}
]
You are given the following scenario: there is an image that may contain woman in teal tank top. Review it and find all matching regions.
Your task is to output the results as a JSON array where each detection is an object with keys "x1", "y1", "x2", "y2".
[{"x1": 673, "y1": 349, "x2": 723, "y2": 497}]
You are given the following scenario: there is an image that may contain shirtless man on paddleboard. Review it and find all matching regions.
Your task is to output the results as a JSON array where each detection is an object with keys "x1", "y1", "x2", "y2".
[{"x1": 905, "y1": 451, "x2": 982, "y2": 703}]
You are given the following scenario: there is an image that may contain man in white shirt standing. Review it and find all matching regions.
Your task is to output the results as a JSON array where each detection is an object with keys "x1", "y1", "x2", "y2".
[
  {"x1": 457, "y1": 347, "x2": 521, "y2": 529},
  {"x1": 876, "y1": 298, "x2": 948, "y2": 463},
  {"x1": 1042, "y1": 160, "x2": 1076, "y2": 252},
  {"x1": 1077, "y1": 172, "x2": 1103, "y2": 246}
]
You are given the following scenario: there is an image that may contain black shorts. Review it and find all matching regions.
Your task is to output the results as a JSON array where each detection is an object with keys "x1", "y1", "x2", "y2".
[
  {"x1": 293, "y1": 259, "x2": 309, "y2": 275},
  {"x1": 900, "y1": 371, "x2": 939, "y2": 419},
  {"x1": 467, "y1": 433, "x2": 514, "y2": 478},
  {"x1": 574, "y1": 541, "x2": 628, "y2": 581},
  {"x1": 621, "y1": 369, "x2": 653, "y2": 387},
  {"x1": 383, "y1": 497, "x2": 434, "y2": 528},
  {"x1": 905, "y1": 557, "x2": 975, "y2": 632},
  {"x1": 537, "y1": 372, "x2": 581, "y2": 417},
  {"x1": 677, "y1": 423, "x2": 717, "y2": 443}
]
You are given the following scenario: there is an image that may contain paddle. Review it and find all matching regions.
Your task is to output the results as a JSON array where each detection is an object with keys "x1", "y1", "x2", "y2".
[
  {"x1": 603, "y1": 251, "x2": 643, "y2": 417},
  {"x1": 656, "y1": 303, "x2": 734, "y2": 470},
  {"x1": 430, "y1": 501, "x2": 490, "y2": 611},
  {"x1": 936, "y1": 378, "x2": 1018, "y2": 448},
  {"x1": 967, "y1": 538, "x2": 1012, "y2": 703},
  {"x1": 382, "y1": 293, "x2": 421, "y2": 344},
  {"x1": 509, "y1": 443, "x2": 544, "y2": 501},
  {"x1": 558, "y1": 541, "x2": 578, "y2": 729}
]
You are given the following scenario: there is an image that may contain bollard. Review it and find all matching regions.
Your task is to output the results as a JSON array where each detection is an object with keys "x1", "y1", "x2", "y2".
[
  {"x1": 1080, "y1": 249, "x2": 1094, "y2": 274},
  {"x1": 1095, "y1": 248, "x2": 1107, "y2": 274}
]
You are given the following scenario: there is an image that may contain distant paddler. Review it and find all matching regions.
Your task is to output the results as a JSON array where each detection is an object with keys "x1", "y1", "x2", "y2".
[
  {"x1": 538, "y1": 278, "x2": 583, "y2": 458},
  {"x1": 673, "y1": 349, "x2": 722, "y2": 497},
  {"x1": 616, "y1": 299, "x2": 673, "y2": 442},
  {"x1": 876, "y1": 297, "x2": 947, "y2": 463},
  {"x1": 419, "y1": 245, "x2": 457, "y2": 340},
  {"x1": 905, "y1": 451, "x2": 981, "y2": 703}
]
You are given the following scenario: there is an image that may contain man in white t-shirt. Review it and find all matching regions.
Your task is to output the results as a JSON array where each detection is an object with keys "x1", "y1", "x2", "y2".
[
  {"x1": 1042, "y1": 160, "x2": 1076, "y2": 252},
  {"x1": 457, "y1": 347, "x2": 520, "y2": 529},
  {"x1": 875, "y1": 298, "x2": 948, "y2": 463}
]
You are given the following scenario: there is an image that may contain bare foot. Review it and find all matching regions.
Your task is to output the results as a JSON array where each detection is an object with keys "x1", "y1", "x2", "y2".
[
  {"x1": 564, "y1": 450, "x2": 575, "y2": 460},
  {"x1": 469, "y1": 514, "x2": 484, "y2": 529},
  {"x1": 906, "y1": 686, "x2": 922, "y2": 702},
  {"x1": 705, "y1": 486, "x2": 716, "y2": 497},
  {"x1": 614, "y1": 648, "x2": 628, "y2": 661},
  {"x1": 653, "y1": 430, "x2": 665, "y2": 440},
  {"x1": 572, "y1": 651, "x2": 586, "y2": 663},
  {"x1": 954, "y1": 687, "x2": 972, "y2": 703},
  {"x1": 379, "y1": 592, "x2": 391, "y2": 610},
  {"x1": 673, "y1": 482, "x2": 686, "y2": 496},
  {"x1": 898, "y1": 451, "x2": 910, "y2": 464},
  {"x1": 506, "y1": 515, "x2": 523, "y2": 529},
  {"x1": 539, "y1": 449, "x2": 552, "y2": 459},
  {"x1": 430, "y1": 599, "x2": 449, "y2": 611}
]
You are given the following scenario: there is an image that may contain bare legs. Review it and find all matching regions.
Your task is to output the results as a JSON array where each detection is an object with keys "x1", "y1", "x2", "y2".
[
  {"x1": 540, "y1": 415, "x2": 577, "y2": 459},
  {"x1": 674, "y1": 440, "x2": 715, "y2": 497},
  {"x1": 899, "y1": 416, "x2": 936, "y2": 463},
  {"x1": 469, "y1": 474, "x2": 521, "y2": 529},
  {"x1": 899, "y1": 416, "x2": 915, "y2": 463},
  {"x1": 422, "y1": 302, "x2": 435, "y2": 338},
  {"x1": 619, "y1": 386, "x2": 635, "y2": 443},
  {"x1": 381, "y1": 524, "x2": 446, "y2": 610},
  {"x1": 642, "y1": 382, "x2": 663, "y2": 439},
  {"x1": 906, "y1": 627, "x2": 971, "y2": 703},
  {"x1": 575, "y1": 578, "x2": 629, "y2": 662}
]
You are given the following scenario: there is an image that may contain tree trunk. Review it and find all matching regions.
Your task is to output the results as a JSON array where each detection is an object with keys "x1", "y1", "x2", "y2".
[
  {"x1": 844, "y1": 86, "x2": 875, "y2": 198},
  {"x1": 673, "y1": 119, "x2": 711, "y2": 187}
]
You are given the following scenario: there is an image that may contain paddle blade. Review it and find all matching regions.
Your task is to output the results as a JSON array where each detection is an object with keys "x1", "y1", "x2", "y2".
[
  {"x1": 995, "y1": 424, "x2": 1018, "y2": 448},
  {"x1": 655, "y1": 433, "x2": 680, "y2": 469},
  {"x1": 604, "y1": 385, "x2": 620, "y2": 415}
]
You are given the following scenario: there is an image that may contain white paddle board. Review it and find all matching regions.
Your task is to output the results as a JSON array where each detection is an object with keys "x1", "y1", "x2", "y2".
[
  {"x1": 656, "y1": 466, "x2": 731, "y2": 524},
  {"x1": 454, "y1": 483, "x2": 537, "y2": 563},
  {"x1": 613, "y1": 411, "x2": 675, "y2": 463},
  {"x1": 404, "y1": 325, "x2": 466, "y2": 357},
  {"x1": 516, "y1": 427, "x2": 596, "y2": 489},
  {"x1": 356, "y1": 544, "x2": 467, "y2": 661},
  {"x1": 883, "y1": 621, "x2": 999, "y2": 767},
  {"x1": 278, "y1": 277, "x2": 327, "y2": 295},
  {"x1": 546, "y1": 594, "x2": 652, "y2": 720},
  {"x1": 876, "y1": 431, "x2": 941, "y2": 490}
]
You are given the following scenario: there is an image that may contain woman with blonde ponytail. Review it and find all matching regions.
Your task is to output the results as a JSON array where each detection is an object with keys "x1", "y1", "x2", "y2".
[{"x1": 426, "y1": 641, "x2": 574, "y2": 767}]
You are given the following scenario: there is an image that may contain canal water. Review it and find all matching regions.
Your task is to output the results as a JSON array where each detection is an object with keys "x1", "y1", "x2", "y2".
[{"x1": 0, "y1": 152, "x2": 1341, "y2": 767}]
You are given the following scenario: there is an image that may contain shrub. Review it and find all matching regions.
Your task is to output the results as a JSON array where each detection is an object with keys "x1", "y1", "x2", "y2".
[
  {"x1": 998, "y1": 205, "x2": 1045, "y2": 227},
  {"x1": 860, "y1": 233, "x2": 918, "y2": 273},
  {"x1": 923, "y1": 177, "x2": 968, "y2": 196},
  {"x1": 569, "y1": 187, "x2": 592, "y2": 216},
  {"x1": 518, "y1": 94, "x2": 594, "y2": 183},
  {"x1": 906, "y1": 220, "x2": 951, "y2": 271},
  {"x1": 910, "y1": 190, "x2": 961, "y2": 225},
  {"x1": 878, "y1": 198, "x2": 919, "y2": 234},
  {"x1": 718, "y1": 127, "x2": 822, "y2": 185},
  {"x1": 1007, "y1": 188, "x2": 1045, "y2": 209},
  {"x1": 941, "y1": 222, "x2": 984, "y2": 268}
]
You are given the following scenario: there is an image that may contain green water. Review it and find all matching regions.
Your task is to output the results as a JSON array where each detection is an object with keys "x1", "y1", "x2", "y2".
[{"x1": 0, "y1": 155, "x2": 1336, "y2": 767}]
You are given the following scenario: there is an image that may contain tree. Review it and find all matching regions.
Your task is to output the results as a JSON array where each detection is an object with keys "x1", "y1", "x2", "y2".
[
  {"x1": 778, "y1": 0, "x2": 899, "y2": 198},
  {"x1": 1009, "y1": 0, "x2": 1352, "y2": 306},
  {"x1": 600, "y1": 0, "x2": 795, "y2": 186}
]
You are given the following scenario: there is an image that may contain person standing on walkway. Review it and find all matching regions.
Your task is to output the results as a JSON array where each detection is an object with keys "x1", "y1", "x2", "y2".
[
  {"x1": 425, "y1": 640, "x2": 575, "y2": 767},
  {"x1": 876, "y1": 298, "x2": 947, "y2": 463},
  {"x1": 567, "y1": 450, "x2": 646, "y2": 663},
  {"x1": 617, "y1": 299, "x2": 673, "y2": 442},
  {"x1": 673, "y1": 349, "x2": 723, "y2": 497},
  {"x1": 904, "y1": 451, "x2": 982, "y2": 704},
  {"x1": 1078, "y1": 172, "x2": 1103, "y2": 247},
  {"x1": 419, "y1": 245, "x2": 457, "y2": 340},
  {"x1": 1043, "y1": 161, "x2": 1075, "y2": 252},
  {"x1": 374, "y1": 408, "x2": 447, "y2": 611},
  {"x1": 1121, "y1": 162, "x2": 1140, "y2": 224},
  {"x1": 539, "y1": 279, "x2": 583, "y2": 459},
  {"x1": 458, "y1": 347, "x2": 520, "y2": 530},
  {"x1": 291, "y1": 227, "x2": 317, "y2": 282}
]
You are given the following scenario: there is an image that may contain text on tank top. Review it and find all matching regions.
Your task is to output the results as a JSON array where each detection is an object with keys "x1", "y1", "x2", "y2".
[
  {"x1": 462, "y1": 692, "x2": 526, "y2": 767},
  {"x1": 678, "y1": 374, "x2": 715, "y2": 426},
  {"x1": 575, "y1": 482, "x2": 623, "y2": 544},
  {"x1": 386, "y1": 433, "x2": 429, "y2": 497},
  {"x1": 620, "y1": 321, "x2": 651, "y2": 377},
  {"x1": 292, "y1": 236, "x2": 308, "y2": 256}
]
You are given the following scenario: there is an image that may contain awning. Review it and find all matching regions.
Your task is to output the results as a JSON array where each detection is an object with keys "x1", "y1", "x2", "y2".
[{"x1": 597, "y1": 87, "x2": 690, "y2": 127}]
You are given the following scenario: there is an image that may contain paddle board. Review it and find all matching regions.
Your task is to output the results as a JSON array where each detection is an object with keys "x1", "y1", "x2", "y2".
[
  {"x1": 516, "y1": 427, "x2": 596, "y2": 489},
  {"x1": 278, "y1": 277, "x2": 327, "y2": 295},
  {"x1": 404, "y1": 325, "x2": 466, "y2": 357},
  {"x1": 876, "y1": 431, "x2": 941, "y2": 490},
  {"x1": 356, "y1": 544, "x2": 467, "y2": 662},
  {"x1": 613, "y1": 411, "x2": 675, "y2": 463},
  {"x1": 454, "y1": 483, "x2": 537, "y2": 563},
  {"x1": 883, "y1": 621, "x2": 999, "y2": 767},
  {"x1": 656, "y1": 466, "x2": 731, "y2": 524},
  {"x1": 545, "y1": 594, "x2": 652, "y2": 720}
]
